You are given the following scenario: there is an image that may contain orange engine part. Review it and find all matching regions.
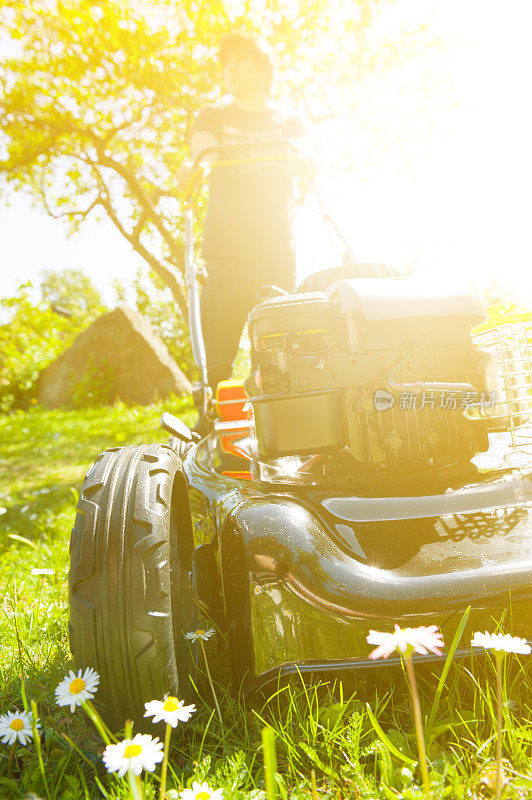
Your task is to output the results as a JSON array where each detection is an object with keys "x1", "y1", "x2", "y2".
[{"x1": 216, "y1": 379, "x2": 248, "y2": 421}]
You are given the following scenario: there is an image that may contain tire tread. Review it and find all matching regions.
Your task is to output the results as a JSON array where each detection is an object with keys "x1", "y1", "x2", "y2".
[{"x1": 69, "y1": 443, "x2": 192, "y2": 728}]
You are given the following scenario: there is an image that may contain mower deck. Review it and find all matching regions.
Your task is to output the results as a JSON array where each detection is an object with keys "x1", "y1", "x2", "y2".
[{"x1": 183, "y1": 429, "x2": 532, "y2": 691}]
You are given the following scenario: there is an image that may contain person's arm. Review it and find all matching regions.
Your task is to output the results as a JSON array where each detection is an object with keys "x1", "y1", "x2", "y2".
[
  {"x1": 176, "y1": 131, "x2": 218, "y2": 197},
  {"x1": 177, "y1": 106, "x2": 221, "y2": 197}
]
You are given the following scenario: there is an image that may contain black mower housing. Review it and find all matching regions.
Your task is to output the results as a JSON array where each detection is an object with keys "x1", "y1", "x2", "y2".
[
  {"x1": 184, "y1": 433, "x2": 532, "y2": 694},
  {"x1": 68, "y1": 265, "x2": 532, "y2": 726}
]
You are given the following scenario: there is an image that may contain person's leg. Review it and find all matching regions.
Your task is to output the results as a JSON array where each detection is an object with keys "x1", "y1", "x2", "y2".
[{"x1": 200, "y1": 262, "x2": 258, "y2": 394}]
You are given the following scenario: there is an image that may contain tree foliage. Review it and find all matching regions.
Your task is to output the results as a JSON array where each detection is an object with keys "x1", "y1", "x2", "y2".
[
  {"x1": 0, "y1": 275, "x2": 105, "y2": 412},
  {"x1": 476, "y1": 284, "x2": 532, "y2": 333},
  {"x1": 131, "y1": 267, "x2": 195, "y2": 379},
  {"x1": 40, "y1": 267, "x2": 107, "y2": 319},
  {"x1": 0, "y1": 0, "x2": 433, "y2": 314}
]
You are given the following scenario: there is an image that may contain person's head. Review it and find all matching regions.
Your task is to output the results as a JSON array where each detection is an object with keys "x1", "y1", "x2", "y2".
[{"x1": 219, "y1": 32, "x2": 274, "y2": 102}]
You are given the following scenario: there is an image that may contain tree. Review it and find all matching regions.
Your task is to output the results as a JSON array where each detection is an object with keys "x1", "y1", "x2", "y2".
[{"x1": 0, "y1": 0, "x2": 435, "y2": 316}]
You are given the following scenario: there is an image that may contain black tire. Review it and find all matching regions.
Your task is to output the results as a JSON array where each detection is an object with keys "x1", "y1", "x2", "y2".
[{"x1": 68, "y1": 443, "x2": 196, "y2": 730}]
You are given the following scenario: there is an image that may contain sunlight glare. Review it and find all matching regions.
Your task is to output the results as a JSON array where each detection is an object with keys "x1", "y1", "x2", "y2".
[{"x1": 296, "y1": 0, "x2": 532, "y2": 306}]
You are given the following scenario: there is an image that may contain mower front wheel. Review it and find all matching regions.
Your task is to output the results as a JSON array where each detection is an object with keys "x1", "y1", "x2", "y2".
[{"x1": 68, "y1": 443, "x2": 196, "y2": 729}]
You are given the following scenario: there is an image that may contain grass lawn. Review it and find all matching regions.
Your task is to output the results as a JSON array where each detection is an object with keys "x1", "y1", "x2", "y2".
[{"x1": 1, "y1": 402, "x2": 532, "y2": 799}]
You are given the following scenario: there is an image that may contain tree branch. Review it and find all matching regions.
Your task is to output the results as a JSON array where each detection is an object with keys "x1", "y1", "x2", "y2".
[
  {"x1": 38, "y1": 182, "x2": 101, "y2": 221},
  {"x1": 85, "y1": 130, "x2": 184, "y2": 270},
  {"x1": 2, "y1": 109, "x2": 188, "y2": 311},
  {"x1": 86, "y1": 158, "x2": 188, "y2": 317},
  {"x1": 131, "y1": 207, "x2": 150, "y2": 240}
]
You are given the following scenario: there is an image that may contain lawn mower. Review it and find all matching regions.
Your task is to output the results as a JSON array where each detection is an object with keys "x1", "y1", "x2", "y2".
[{"x1": 68, "y1": 140, "x2": 532, "y2": 729}]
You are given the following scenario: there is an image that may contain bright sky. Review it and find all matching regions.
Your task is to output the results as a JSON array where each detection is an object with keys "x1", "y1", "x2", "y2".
[
  {"x1": 298, "y1": 0, "x2": 532, "y2": 303},
  {"x1": 0, "y1": 194, "x2": 145, "y2": 304},
  {"x1": 1, "y1": 0, "x2": 531, "y2": 306}
]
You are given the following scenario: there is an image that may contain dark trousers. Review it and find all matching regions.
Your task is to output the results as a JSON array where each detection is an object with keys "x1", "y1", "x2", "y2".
[{"x1": 200, "y1": 259, "x2": 295, "y2": 392}]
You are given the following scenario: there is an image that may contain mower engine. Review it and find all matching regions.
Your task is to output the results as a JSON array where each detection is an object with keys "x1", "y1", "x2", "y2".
[{"x1": 247, "y1": 276, "x2": 491, "y2": 467}]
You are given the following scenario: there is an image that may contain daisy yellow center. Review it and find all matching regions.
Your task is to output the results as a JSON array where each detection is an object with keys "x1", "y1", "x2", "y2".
[
  {"x1": 69, "y1": 678, "x2": 86, "y2": 694},
  {"x1": 163, "y1": 696, "x2": 181, "y2": 712},
  {"x1": 124, "y1": 744, "x2": 142, "y2": 758},
  {"x1": 197, "y1": 793, "x2": 210, "y2": 800},
  {"x1": 196, "y1": 630, "x2": 205, "y2": 636},
  {"x1": 9, "y1": 719, "x2": 24, "y2": 731}
]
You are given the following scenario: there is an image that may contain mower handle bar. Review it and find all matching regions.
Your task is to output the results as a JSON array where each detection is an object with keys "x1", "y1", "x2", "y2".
[
  {"x1": 191, "y1": 137, "x2": 303, "y2": 171},
  {"x1": 188, "y1": 138, "x2": 354, "y2": 258}
]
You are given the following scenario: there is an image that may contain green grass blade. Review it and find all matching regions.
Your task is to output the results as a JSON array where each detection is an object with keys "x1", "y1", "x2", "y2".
[
  {"x1": 427, "y1": 605, "x2": 471, "y2": 736},
  {"x1": 7, "y1": 533, "x2": 38, "y2": 549},
  {"x1": 365, "y1": 703, "x2": 416, "y2": 766},
  {"x1": 262, "y1": 726, "x2": 278, "y2": 800}
]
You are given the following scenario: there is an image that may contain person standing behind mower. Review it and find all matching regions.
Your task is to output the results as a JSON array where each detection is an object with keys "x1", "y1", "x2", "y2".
[{"x1": 180, "y1": 32, "x2": 304, "y2": 406}]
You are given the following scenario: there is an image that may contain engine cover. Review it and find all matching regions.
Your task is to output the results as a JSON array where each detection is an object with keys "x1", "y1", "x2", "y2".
[{"x1": 247, "y1": 276, "x2": 489, "y2": 466}]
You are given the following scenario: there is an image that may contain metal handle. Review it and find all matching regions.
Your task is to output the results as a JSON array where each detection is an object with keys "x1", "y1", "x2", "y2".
[
  {"x1": 385, "y1": 352, "x2": 475, "y2": 396},
  {"x1": 184, "y1": 208, "x2": 209, "y2": 415}
]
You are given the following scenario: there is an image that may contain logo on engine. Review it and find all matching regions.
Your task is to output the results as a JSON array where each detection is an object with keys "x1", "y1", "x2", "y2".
[{"x1": 374, "y1": 389, "x2": 395, "y2": 411}]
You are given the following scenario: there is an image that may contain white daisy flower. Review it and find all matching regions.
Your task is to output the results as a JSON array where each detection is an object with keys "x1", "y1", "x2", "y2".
[
  {"x1": 0, "y1": 710, "x2": 38, "y2": 746},
  {"x1": 471, "y1": 631, "x2": 531, "y2": 655},
  {"x1": 144, "y1": 696, "x2": 196, "y2": 727},
  {"x1": 367, "y1": 623, "x2": 444, "y2": 660},
  {"x1": 31, "y1": 568, "x2": 54, "y2": 576},
  {"x1": 184, "y1": 628, "x2": 215, "y2": 643},
  {"x1": 55, "y1": 667, "x2": 100, "y2": 712},
  {"x1": 102, "y1": 733, "x2": 164, "y2": 777},
  {"x1": 180, "y1": 780, "x2": 224, "y2": 800}
]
